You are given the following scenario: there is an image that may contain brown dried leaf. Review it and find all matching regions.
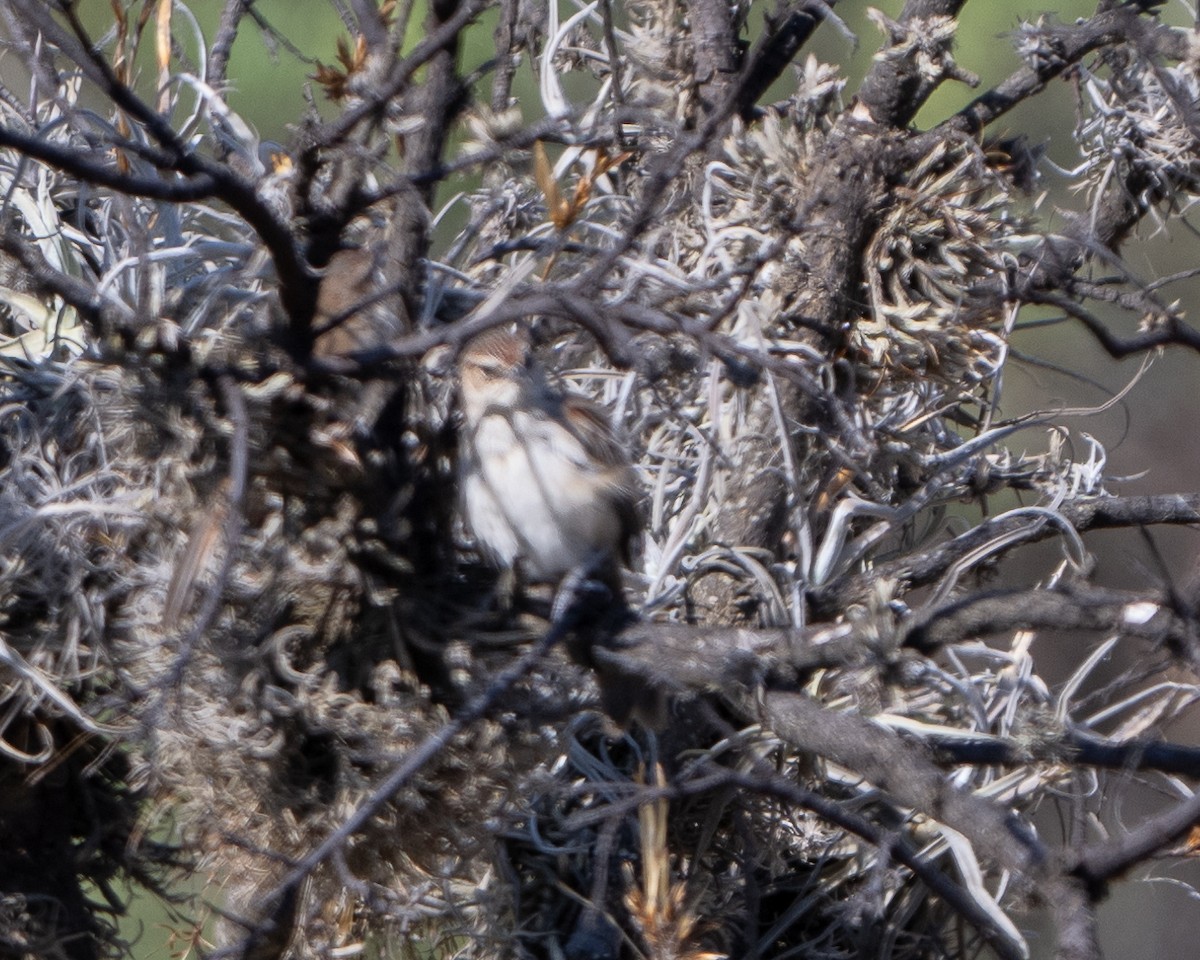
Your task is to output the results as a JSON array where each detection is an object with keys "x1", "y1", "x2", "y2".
[
  {"x1": 155, "y1": 0, "x2": 172, "y2": 112},
  {"x1": 111, "y1": 0, "x2": 130, "y2": 85},
  {"x1": 312, "y1": 34, "x2": 369, "y2": 101},
  {"x1": 593, "y1": 148, "x2": 633, "y2": 178},
  {"x1": 533, "y1": 140, "x2": 566, "y2": 227}
]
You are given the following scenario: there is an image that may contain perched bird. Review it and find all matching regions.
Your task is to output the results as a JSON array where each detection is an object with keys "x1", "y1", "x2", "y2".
[
  {"x1": 311, "y1": 245, "x2": 392, "y2": 359},
  {"x1": 456, "y1": 326, "x2": 640, "y2": 596}
]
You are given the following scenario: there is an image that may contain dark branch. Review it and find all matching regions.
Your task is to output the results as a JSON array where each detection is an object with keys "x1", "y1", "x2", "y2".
[
  {"x1": 759, "y1": 691, "x2": 1102, "y2": 959},
  {"x1": 711, "y1": 765, "x2": 1029, "y2": 960},
  {"x1": 1026, "y1": 289, "x2": 1200, "y2": 357},
  {"x1": 760, "y1": 691, "x2": 1047, "y2": 872},
  {"x1": 855, "y1": 0, "x2": 970, "y2": 127},
  {"x1": 22, "y1": 0, "x2": 316, "y2": 348},
  {"x1": 0, "y1": 124, "x2": 218, "y2": 202},
  {"x1": 1071, "y1": 788, "x2": 1200, "y2": 897},
  {"x1": 0, "y1": 229, "x2": 120, "y2": 331},
  {"x1": 812, "y1": 494, "x2": 1200, "y2": 615},
  {"x1": 735, "y1": 2, "x2": 821, "y2": 120},
  {"x1": 920, "y1": 731, "x2": 1200, "y2": 780},
  {"x1": 939, "y1": 8, "x2": 1183, "y2": 137},
  {"x1": 598, "y1": 583, "x2": 1193, "y2": 718},
  {"x1": 901, "y1": 585, "x2": 1189, "y2": 656}
]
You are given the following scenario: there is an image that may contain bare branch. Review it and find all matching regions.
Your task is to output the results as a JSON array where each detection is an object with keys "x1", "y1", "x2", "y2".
[
  {"x1": 855, "y1": 0, "x2": 970, "y2": 126},
  {"x1": 1027, "y1": 288, "x2": 1200, "y2": 357},
  {"x1": 207, "y1": 0, "x2": 251, "y2": 88},
  {"x1": 303, "y1": 0, "x2": 489, "y2": 152},
  {"x1": 1072, "y1": 788, "x2": 1200, "y2": 896},
  {"x1": 813, "y1": 493, "x2": 1200, "y2": 615},
  {"x1": 0, "y1": 124, "x2": 218, "y2": 202},
  {"x1": 688, "y1": 0, "x2": 741, "y2": 120},
  {"x1": 735, "y1": 3, "x2": 822, "y2": 120},
  {"x1": 941, "y1": 8, "x2": 1171, "y2": 136}
]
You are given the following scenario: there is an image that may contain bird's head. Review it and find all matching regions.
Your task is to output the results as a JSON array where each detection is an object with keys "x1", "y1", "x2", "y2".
[{"x1": 457, "y1": 326, "x2": 537, "y2": 421}]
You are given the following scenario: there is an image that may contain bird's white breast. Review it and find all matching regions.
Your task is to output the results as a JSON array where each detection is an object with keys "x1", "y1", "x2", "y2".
[{"x1": 462, "y1": 409, "x2": 623, "y2": 580}]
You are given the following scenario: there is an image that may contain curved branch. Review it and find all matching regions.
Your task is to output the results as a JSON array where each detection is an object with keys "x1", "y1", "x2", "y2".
[
  {"x1": 714, "y1": 766, "x2": 1029, "y2": 960},
  {"x1": 758, "y1": 690, "x2": 1102, "y2": 958},
  {"x1": 855, "y1": 0, "x2": 969, "y2": 127},
  {"x1": 1027, "y1": 289, "x2": 1200, "y2": 357},
  {"x1": 734, "y1": 4, "x2": 820, "y2": 120},
  {"x1": 762, "y1": 691, "x2": 1046, "y2": 869},
  {"x1": 12, "y1": 1, "x2": 315, "y2": 348},
  {"x1": 596, "y1": 584, "x2": 1193, "y2": 708},
  {"x1": 1071, "y1": 787, "x2": 1200, "y2": 897},
  {"x1": 0, "y1": 124, "x2": 217, "y2": 201},
  {"x1": 812, "y1": 493, "x2": 1200, "y2": 615},
  {"x1": 939, "y1": 8, "x2": 1176, "y2": 137}
]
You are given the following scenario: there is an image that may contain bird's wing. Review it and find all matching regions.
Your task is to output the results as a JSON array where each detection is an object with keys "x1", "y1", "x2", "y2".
[{"x1": 557, "y1": 397, "x2": 643, "y2": 561}]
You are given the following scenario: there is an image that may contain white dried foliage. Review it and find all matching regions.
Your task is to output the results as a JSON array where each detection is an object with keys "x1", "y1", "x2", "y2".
[
  {"x1": 0, "y1": 36, "x2": 569, "y2": 960},
  {"x1": 868, "y1": 10, "x2": 973, "y2": 86},
  {"x1": 623, "y1": 0, "x2": 695, "y2": 110},
  {"x1": 430, "y1": 8, "x2": 1199, "y2": 952},
  {"x1": 2, "y1": 3, "x2": 1199, "y2": 959},
  {"x1": 1076, "y1": 47, "x2": 1200, "y2": 221},
  {"x1": 857, "y1": 137, "x2": 1018, "y2": 380}
]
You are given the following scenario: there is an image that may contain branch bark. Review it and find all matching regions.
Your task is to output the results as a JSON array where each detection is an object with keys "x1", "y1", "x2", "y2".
[{"x1": 760, "y1": 691, "x2": 1102, "y2": 959}]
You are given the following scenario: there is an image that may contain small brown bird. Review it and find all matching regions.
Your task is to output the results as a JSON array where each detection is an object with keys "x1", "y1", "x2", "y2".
[
  {"x1": 457, "y1": 326, "x2": 640, "y2": 594},
  {"x1": 312, "y1": 246, "x2": 392, "y2": 359}
]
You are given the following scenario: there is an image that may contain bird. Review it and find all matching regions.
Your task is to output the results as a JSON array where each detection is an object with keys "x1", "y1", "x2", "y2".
[{"x1": 456, "y1": 325, "x2": 640, "y2": 601}]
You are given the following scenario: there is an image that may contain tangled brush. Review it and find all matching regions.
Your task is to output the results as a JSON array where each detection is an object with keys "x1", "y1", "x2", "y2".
[{"x1": 3, "y1": 3, "x2": 1200, "y2": 960}]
